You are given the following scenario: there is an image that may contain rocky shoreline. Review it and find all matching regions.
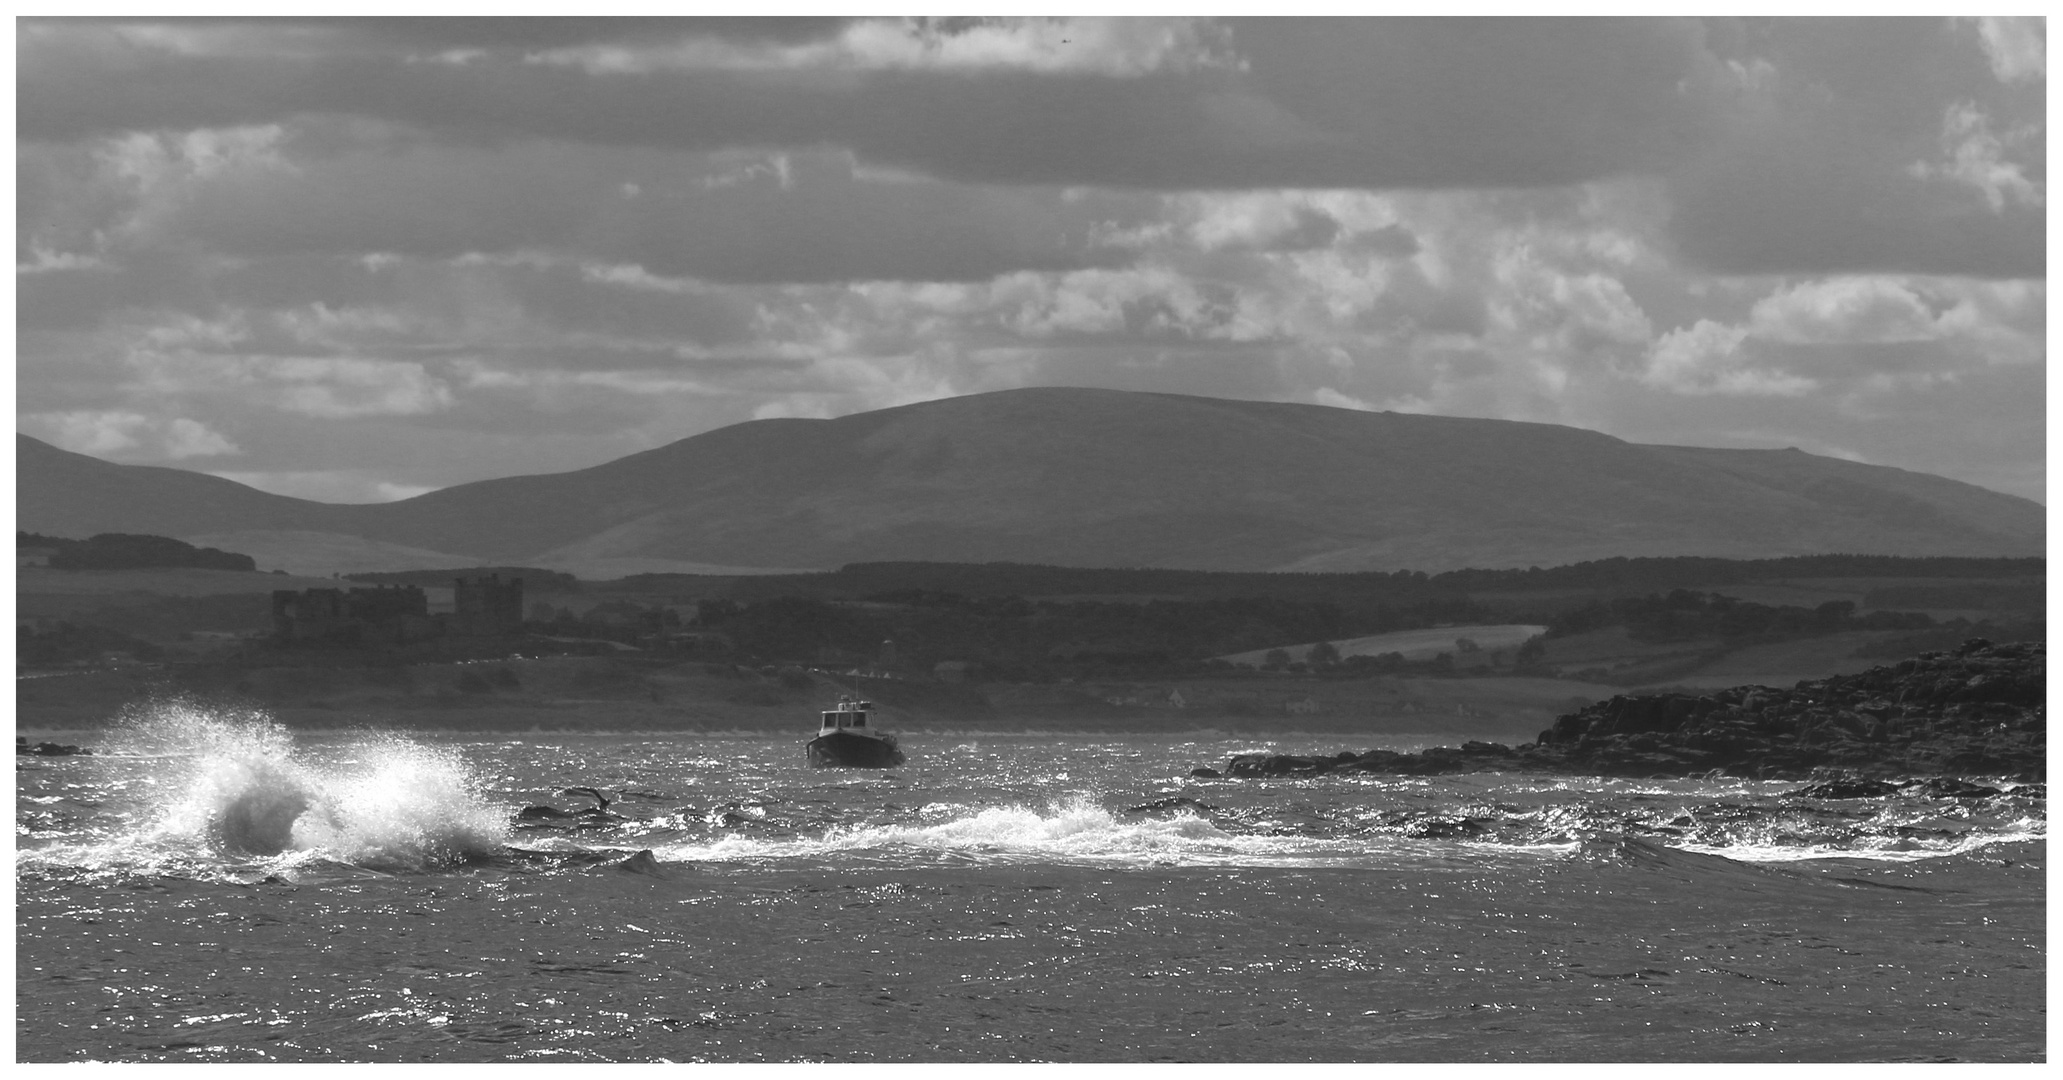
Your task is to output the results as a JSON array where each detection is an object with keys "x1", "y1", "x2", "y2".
[{"x1": 1201, "y1": 640, "x2": 2045, "y2": 783}]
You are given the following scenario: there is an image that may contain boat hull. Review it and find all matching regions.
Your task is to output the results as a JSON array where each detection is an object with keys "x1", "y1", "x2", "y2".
[{"x1": 806, "y1": 731, "x2": 905, "y2": 769}]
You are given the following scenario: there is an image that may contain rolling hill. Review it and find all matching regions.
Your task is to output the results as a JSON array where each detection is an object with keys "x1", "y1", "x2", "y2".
[{"x1": 16, "y1": 388, "x2": 2045, "y2": 575}]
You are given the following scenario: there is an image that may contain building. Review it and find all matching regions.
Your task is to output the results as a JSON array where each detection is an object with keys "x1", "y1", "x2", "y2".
[
  {"x1": 452, "y1": 574, "x2": 525, "y2": 637},
  {"x1": 272, "y1": 584, "x2": 436, "y2": 645}
]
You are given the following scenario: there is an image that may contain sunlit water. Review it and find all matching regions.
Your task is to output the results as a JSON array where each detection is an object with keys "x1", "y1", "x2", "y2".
[{"x1": 16, "y1": 698, "x2": 2046, "y2": 1062}]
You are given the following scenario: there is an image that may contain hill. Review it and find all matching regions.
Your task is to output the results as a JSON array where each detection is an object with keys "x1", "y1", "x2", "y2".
[{"x1": 17, "y1": 388, "x2": 2044, "y2": 575}]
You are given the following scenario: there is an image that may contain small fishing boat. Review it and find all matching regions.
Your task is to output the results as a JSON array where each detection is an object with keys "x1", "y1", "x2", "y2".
[{"x1": 806, "y1": 696, "x2": 905, "y2": 768}]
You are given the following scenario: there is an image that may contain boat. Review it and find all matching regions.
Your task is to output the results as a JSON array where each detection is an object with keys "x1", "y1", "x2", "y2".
[{"x1": 805, "y1": 696, "x2": 905, "y2": 768}]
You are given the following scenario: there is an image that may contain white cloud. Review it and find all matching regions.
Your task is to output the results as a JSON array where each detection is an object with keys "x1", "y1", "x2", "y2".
[
  {"x1": 1747, "y1": 278, "x2": 1943, "y2": 345},
  {"x1": 1310, "y1": 387, "x2": 1373, "y2": 411},
  {"x1": 206, "y1": 470, "x2": 425, "y2": 503},
  {"x1": 535, "y1": 17, "x2": 1238, "y2": 78},
  {"x1": 26, "y1": 410, "x2": 150, "y2": 455},
  {"x1": 373, "y1": 481, "x2": 437, "y2": 501},
  {"x1": 162, "y1": 417, "x2": 240, "y2": 458},
  {"x1": 1642, "y1": 319, "x2": 1816, "y2": 397},
  {"x1": 1973, "y1": 17, "x2": 2045, "y2": 83},
  {"x1": 131, "y1": 353, "x2": 458, "y2": 420},
  {"x1": 1907, "y1": 102, "x2": 2043, "y2": 213},
  {"x1": 752, "y1": 398, "x2": 834, "y2": 421},
  {"x1": 21, "y1": 409, "x2": 239, "y2": 459}
]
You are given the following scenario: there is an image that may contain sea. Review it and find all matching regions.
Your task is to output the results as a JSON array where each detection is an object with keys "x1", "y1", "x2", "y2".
[{"x1": 14, "y1": 698, "x2": 2047, "y2": 1063}]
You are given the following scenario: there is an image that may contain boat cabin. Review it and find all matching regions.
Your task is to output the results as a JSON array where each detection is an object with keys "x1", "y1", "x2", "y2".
[{"x1": 818, "y1": 698, "x2": 874, "y2": 735}]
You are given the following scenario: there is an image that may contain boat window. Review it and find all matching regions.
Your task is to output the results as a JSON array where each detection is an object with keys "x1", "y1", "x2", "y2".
[{"x1": 852, "y1": 714, "x2": 866, "y2": 726}]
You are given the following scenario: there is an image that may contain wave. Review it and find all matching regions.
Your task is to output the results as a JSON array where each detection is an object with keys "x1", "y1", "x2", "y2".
[
  {"x1": 1676, "y1": 822, "x2": 2048, "y2": 864},
  {"x1": 645, "y1": 796, "x2": 1337, "y2": 866},
  {"x1": 632, "y1": 796, "x2": 1584, "y2": 870},
  {"x1": 20, "y1": 697, "x2": 508, "y2": 876}
]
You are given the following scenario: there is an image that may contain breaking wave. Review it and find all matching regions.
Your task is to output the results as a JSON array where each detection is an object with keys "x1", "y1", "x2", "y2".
[
  {"x1": 23, "y1": 698, "x2": 507, "y2": 875},
  {"x1": 652, "y1": 796, "x2": 1272, "y2": 865}
]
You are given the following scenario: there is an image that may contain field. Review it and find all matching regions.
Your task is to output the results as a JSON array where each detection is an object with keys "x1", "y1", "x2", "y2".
[
  {"x1": 17, "y1": 559, "x2": 2042, "y2": 745},
  {"x1": 17, "y1": 566, "x2": 339, "y2": 598},
  {"x1": 1217, "y1": 624, "x2": 1548, "y2": 666}
]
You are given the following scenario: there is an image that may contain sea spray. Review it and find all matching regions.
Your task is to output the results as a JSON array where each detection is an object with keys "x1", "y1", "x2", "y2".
[
  {"x1": 656, "y1": 795, "x2": 1253, "y2": 865},
  {"x1": 92, "y1": 696, "x2": 509, "y2": 871}
]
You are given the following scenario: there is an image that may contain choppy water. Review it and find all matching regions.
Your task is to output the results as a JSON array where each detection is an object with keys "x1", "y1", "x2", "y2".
[{"x1": 16, "y1": 699, "x2": 2047, "y2": 1061}]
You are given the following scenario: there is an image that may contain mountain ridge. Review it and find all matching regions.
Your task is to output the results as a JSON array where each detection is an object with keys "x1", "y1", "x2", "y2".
[{"x1": 16, "y1": 388, "x2": 2044, "y2": 575}]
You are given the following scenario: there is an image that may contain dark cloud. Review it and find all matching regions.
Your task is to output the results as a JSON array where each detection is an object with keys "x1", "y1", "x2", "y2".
[
  {"x1": 18, "y1": 17, "x2": 2039, "y2": 278},
  {"x1": 1252, "y1": 208, "x2": 1342, "y2": 252},
  {"x1": 1348, "y1": 223, "x2": 1420, "y2": 259},
  {"x1": 14, "y1": 19, "x2": 1712, "y2": 190},
  {"x1": 1666, "y1": 18, "x2": 2045, "y2": 278},
  {"x1": 13, "y1": 18, "x2": 2045, "y2": 505},
  {"x1": 154, "y1": 144, "x2": 1143, "y2": 284},
  {"x1": 1230, "y1": 18, "x2": 1719, "y2": 184}
]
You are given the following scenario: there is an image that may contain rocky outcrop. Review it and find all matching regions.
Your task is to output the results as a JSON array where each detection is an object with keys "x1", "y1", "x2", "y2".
[
  {"x1": 1217, "y1": 640, "x2": 2044, "y2": 782},
  {"x1": 16, "y1": 738, "x2": 91, "y2": 756}
]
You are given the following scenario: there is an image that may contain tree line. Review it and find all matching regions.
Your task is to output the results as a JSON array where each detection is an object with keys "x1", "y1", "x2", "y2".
[{"x1": 20, "y1": 532, "x2": 256, "y2": 572}]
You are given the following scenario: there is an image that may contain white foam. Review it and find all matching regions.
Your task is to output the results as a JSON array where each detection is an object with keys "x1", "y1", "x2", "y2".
[
  {"x1": 652, "y1": 796, "x2": 1252, "y2": 865},
  {"x1": 647, "y1": 796, "x2": 1550, "y2": 869},
  {"x1": 1679, "y1": 822, "x2": 2048, "y2": 864},
  {"x1": 23, "y1": 697, "x2": 508, "y2": 874}
]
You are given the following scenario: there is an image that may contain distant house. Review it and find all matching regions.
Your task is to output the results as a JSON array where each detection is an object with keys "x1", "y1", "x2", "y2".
[
  {"x1": 579, "y1": 600, "x2": 648, "y2": 628},
  {"x1": 453, "y1": 574, "x2": 524, "y2": 637},
  {"x1": 273, "y1": 584, "x2": 438, "y2": 645},
  {"x1": 16, "y1": 545, "x2": 56, "y2": 568},
  {"x1": 659, "y1": 631, "x2": 732, "y2": 655},
  {"x1": 1167, "y1": 689, "x2": 1186, "y2": 709}
]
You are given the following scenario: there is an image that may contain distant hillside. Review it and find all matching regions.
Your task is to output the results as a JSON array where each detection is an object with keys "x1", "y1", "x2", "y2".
[
  {"x1": 17, "y1": 388, "x2": 2045, "y2": 574},
  {"x1": 16, "y1": 434, "x2": 349, "y2": 541}
]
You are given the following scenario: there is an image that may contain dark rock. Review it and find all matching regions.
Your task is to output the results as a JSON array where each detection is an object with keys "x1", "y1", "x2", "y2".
[
  {"x1": 1900, "y1": 777, "x2": 2004, "y2": 800},
  {"x1": 516, "y1": 793, "x2": 624, "y2": 828},
  {"x1": 1226, "y1": 753, "x2": 1340, "y2": 778},
  {"x1": 19, "y1": 741, "x2": 90, "y2": 756},
  {"x1": 517, "y1": 805, "x2": 577, "y2": 821},
  {"x1": 616, "y1": 849, "x2": 667, "y2": 876},
  {"x1": 1204, "y1": 641, "x2": 2043, "y2": 783},
  {"x1": 1189, "y1": 766, "x2": 1222, "y2": 778},
  {"x1": 1792, "y1": 778, "x2": 1901, "y2": 800}
]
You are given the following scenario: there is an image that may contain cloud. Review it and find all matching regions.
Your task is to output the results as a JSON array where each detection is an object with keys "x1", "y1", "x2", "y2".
[
  {"x1": 205, "y1": 469, "x2": 436, "y2": 504},
  {"x1": 164, "y1": 417, "x2": 241, "y2": 458},
  {"x1": 1664, "y1": 19, "x2": 2044, "y2": 278},
  {"x1": 1972, "y1": 17, "x2": 2045, "y2": 83},
  {"x1": 1906, "y1": 102, "x2": 2043, "y2": 212},
  {"x1": 24, "y1": 410, "x2": 151, "y2": 455},
  {"x1": 22, "y1": 409, "x2": 240, "y2": 459},
  {"x1": 20, "y1": 17, "x2": 2043, "y2": 280},
  {"x1": 1747, "y1": 278, "x2": 1948, "y2": 345},
  {"x1": 33, "y1": 131, "x2": 1144, "y2": 285},
  {"x1": 1643, "y1": 320, "x2": 1816, "y2": 397},
  {"x1": 535, "y1": 16, "x2": 1238, "y2": 77},
  {"x1": 1639, "y1": 274, "x2": 2042, "y2": 404},
  {"x1": 13, "y1": 17, "x2": 2047, "y2": 506}
]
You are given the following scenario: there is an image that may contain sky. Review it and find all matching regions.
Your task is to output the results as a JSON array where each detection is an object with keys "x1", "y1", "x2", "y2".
[{"x1": 14, "y1": 16, "x2": 2048, "y2": 504}]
